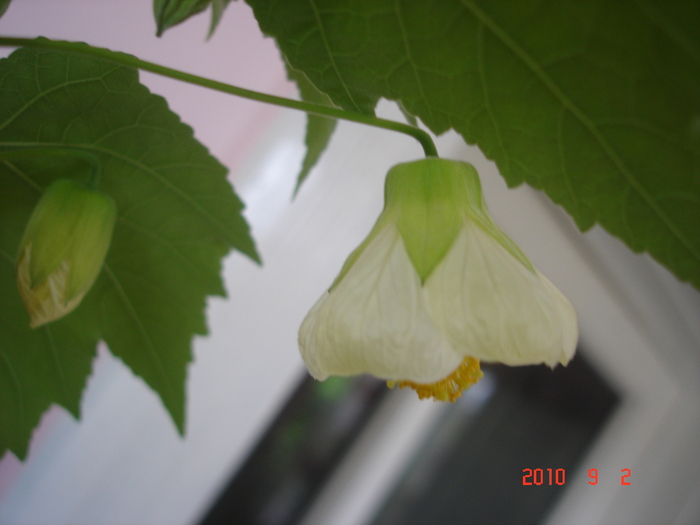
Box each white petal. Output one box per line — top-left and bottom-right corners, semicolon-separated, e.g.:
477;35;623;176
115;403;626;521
299;224;462;383
426;222;578;367
16;245;84;329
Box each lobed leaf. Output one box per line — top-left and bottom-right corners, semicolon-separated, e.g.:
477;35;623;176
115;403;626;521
0;0;11;18
154;0;234;38
0;42;258;458
246;0;700;290
285;60;338;196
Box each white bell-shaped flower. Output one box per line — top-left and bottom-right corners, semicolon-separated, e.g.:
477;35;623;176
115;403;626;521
299;159;577;401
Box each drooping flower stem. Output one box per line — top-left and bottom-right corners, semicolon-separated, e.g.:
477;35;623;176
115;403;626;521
0;147;102;189
0;37;440;158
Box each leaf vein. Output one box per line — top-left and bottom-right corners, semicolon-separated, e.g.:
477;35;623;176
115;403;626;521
393;0;436;125
0;140;238;243
0;348;24;431
633;0;700;65
0;71;120;136
117;215;219;286
103;264;175;400
460;0;700;263
307;0;364;113
476;22;510;176
556;106;579;219
43;326;70;406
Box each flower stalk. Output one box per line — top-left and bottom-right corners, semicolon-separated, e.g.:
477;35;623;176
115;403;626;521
0;36;439;157
0;147;101;188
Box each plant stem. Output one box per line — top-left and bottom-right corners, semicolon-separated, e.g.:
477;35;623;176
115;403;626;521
0;147;101;188
0;37;439;157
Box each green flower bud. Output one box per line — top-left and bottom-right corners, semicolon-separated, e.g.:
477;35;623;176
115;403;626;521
16;179;116;328
299;159;578;401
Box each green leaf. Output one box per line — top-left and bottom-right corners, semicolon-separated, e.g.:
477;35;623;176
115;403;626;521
154;0;234;38
0;249;97;460
209;0;235;39
246;0;700;290
0;43;258;458
284;61;338;196
397;100;418;128
0;0;12;18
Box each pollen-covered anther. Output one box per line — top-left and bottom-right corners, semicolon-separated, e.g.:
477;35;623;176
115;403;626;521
387;357;483;402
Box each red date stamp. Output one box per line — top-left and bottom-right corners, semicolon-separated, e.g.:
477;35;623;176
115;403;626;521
522;468;632;485
587;468;632;485
522;468;566;485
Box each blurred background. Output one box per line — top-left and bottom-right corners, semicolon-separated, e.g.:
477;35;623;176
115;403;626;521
1;1;699;524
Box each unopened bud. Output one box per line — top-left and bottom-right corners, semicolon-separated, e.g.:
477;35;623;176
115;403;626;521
16;179;116;328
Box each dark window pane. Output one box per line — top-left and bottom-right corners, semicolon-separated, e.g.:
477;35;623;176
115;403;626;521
200;374;387;525
200;351;617;525
371;352;619;525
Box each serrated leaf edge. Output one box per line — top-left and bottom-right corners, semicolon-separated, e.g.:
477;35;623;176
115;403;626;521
459;0;700;266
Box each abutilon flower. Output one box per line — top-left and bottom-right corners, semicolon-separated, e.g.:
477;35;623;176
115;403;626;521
299;159;578;401
16;179;117;328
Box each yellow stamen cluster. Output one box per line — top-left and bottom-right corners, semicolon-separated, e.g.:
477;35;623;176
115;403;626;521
387;357;483;402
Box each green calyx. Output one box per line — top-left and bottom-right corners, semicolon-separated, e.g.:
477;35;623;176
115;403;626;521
331;158;535;290
388;158;535;281
387;159;466;283
19;179;117;302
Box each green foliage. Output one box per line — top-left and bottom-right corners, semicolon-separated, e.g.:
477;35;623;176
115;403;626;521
0;43;258;458
284;62;338;196
208;0;235;38
0;0;11;18
3;0;699;462
397;101;418;128
246;0;700;290
154;0;234;38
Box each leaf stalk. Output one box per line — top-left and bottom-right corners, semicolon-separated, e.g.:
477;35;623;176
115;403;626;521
0;146;101;188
